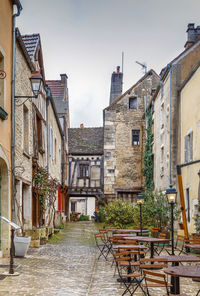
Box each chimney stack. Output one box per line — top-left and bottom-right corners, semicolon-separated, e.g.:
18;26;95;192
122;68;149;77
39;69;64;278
80;123;84;128
185;23;200;49
60;74;68;86
109;66;123;105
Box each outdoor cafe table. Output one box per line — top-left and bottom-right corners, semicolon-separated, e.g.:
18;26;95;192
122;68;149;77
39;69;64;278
113;233;139;237
125;236;170;258
164;265;200;295
114;229;149;236
157;255;200;294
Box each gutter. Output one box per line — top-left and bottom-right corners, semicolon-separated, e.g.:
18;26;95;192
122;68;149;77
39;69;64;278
11;2;22;221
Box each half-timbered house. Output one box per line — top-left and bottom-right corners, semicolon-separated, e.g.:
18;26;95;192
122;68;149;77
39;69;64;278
68;126;103;219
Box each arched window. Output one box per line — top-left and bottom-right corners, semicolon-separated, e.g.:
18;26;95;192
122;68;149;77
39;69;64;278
0;51;5;108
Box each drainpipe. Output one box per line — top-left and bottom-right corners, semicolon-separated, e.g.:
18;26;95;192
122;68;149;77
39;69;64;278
169;65;172;186
11;3;22;221
45;86;50;173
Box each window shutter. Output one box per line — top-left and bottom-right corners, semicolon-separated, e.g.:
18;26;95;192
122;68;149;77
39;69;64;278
52;130;55;160
184;135;188;163
189;131;193;161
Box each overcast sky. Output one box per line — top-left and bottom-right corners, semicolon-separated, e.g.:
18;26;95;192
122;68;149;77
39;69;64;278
17;0;200;127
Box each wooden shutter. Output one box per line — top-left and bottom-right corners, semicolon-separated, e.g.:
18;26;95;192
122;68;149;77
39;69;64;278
189;131;193;161
184;135;188;163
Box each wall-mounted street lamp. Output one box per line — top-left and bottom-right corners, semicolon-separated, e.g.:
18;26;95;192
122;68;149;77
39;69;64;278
137;194;144;235
15;72;43;100
166;185;177;255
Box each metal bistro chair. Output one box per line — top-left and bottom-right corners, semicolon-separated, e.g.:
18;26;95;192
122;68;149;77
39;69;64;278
154;233;169;256
94;232;110;260
114;250;145;296
165;235;186;256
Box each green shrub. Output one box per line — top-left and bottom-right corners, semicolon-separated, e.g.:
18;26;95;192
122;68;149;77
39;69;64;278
78;214;89;221
97;191;181;230
97;200;135;228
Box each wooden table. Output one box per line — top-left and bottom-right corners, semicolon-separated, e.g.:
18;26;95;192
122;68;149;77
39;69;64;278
112;244;147;251
158;255;200;294
185;244;200;250
125;237;170;258
114;229;149;235
164;265;200;294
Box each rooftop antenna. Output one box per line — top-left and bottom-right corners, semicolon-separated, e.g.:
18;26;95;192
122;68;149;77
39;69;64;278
122;52;124;74
135;61;147;74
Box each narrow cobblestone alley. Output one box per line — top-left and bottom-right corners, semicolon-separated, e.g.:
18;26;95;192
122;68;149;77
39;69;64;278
0;222;199;296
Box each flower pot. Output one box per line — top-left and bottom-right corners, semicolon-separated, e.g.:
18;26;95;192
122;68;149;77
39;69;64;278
14;236;31;257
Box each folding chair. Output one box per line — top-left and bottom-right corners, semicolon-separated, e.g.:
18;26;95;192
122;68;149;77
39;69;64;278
142;269;172;296
165;235;186;255
94;232;110;260
114;251;145;295
142;269;189;296
154;233;169;255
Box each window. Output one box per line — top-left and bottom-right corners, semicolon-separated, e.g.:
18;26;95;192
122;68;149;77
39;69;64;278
36;114;42;150
186;188;190;223
184;131;193;163
91;166;100;180
71;202;76;212
161;146;164;163
129;97;137;109
49;126;54;159
79;163;89;178
23;105;29;153
132;130;140;146
0;52;4;108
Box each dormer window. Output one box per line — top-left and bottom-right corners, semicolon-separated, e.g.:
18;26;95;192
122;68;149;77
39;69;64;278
129;96;137;109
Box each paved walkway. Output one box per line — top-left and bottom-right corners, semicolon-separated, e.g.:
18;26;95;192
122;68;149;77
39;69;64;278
0;222;199;295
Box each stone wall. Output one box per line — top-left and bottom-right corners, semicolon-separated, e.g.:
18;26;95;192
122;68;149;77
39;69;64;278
104;71;159;201
15;41;33;230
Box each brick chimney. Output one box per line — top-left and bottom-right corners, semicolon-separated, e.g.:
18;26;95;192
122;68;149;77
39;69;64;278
60;74;68;87
80;123;84;128
185;23;200;49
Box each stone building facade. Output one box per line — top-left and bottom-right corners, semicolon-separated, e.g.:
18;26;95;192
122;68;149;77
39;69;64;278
0;0;22;257
104;70;159;202
153;24;200;193
68;127;103;219
15;28;35;232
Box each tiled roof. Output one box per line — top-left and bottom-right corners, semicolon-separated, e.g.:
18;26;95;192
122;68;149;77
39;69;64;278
68;127;103;155
46;80;65;100
46;80;68;114
22;34;40;61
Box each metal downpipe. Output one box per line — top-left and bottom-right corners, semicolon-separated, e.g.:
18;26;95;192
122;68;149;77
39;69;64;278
11;4;22;221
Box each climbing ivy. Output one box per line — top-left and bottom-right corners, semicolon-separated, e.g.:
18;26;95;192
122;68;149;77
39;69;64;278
143;108;154;192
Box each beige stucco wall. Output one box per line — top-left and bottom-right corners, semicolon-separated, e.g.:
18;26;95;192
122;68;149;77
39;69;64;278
0;0;14;257
180;66;200;234
48;102;62;182
153;74;171;191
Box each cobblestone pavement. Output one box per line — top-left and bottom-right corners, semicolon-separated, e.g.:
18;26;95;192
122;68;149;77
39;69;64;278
0;222;199;295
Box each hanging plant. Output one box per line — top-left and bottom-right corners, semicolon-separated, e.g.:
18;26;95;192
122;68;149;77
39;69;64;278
32;165;59;226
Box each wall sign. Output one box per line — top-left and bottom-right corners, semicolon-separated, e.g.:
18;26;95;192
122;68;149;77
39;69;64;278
0;70;6;79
